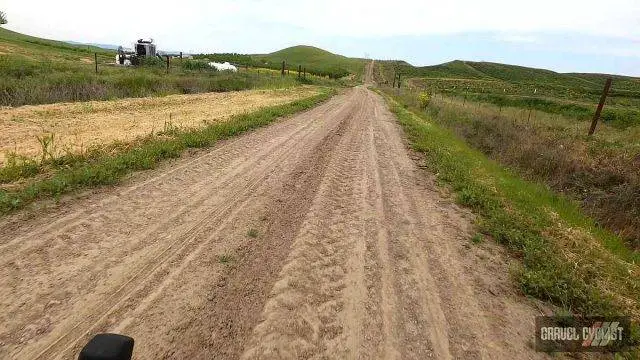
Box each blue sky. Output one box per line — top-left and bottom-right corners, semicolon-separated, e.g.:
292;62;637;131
3;0;639;76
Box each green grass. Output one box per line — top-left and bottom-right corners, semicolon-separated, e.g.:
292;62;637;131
471;233;483;244
247;228;259;238
0;27;112;59
0;52;330;106
0;89;335;215
0;28;342;106
412;91;640;249
461;93;640;129
379;90;640;340
377;58;640;127
0;62;325;106
217;254;235;264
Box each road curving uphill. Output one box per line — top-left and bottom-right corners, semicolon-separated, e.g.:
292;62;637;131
0;84;548;359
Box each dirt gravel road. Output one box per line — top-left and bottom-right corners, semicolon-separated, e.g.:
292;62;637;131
0;72;548;359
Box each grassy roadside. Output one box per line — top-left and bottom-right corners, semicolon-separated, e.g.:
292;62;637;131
377;90;640;353
461;92;640;129
0;55;333;107
420;94;640;250
0;88;335;215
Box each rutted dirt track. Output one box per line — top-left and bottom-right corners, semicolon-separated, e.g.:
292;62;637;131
0;70;548;359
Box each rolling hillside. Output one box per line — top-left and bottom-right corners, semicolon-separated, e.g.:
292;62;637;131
0;27;113;63
3;25;639;103
194;46;367;79
378;57;640;128
252;45;367;79
0;28;322;107
383;58;640;91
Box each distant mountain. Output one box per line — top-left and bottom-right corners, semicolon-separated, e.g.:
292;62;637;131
65;41;120;50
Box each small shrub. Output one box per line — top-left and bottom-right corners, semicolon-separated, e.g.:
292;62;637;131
181;60;214;72
217;254;234;264
471;233;483;244
138;56;165;68
0;153;39;183
418;92;431;109
247;228;259;238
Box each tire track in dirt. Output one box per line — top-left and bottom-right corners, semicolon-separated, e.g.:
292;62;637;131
241;86;549;359
242;88;373;359
160;97;353;360
0;91;357;359
0;95;347;253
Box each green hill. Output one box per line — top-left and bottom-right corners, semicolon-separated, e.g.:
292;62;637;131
386;59;640;128
194;45;367;79
252;45;367;79
0;27;113;63
383;60;491;80
464;61;605;89
568;73;640;92
383;57;639;93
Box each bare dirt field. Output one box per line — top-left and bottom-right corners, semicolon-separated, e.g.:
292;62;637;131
0;78;549;358
0;86;320;165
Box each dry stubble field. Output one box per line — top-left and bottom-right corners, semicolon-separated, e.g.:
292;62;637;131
0;86;320;165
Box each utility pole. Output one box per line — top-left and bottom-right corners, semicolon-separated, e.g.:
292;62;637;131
588;78;613;136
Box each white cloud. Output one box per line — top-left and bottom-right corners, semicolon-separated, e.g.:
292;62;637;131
495;34;539;44
247;0;639;39
2;0;639;52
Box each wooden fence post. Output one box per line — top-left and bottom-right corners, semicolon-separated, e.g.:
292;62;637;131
397;74;401;88
281;61;285;77
303;67;306;79
588;78;613;136
166;56;170;73
392;72;396;88
94;53;98;74
298;65;301;79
